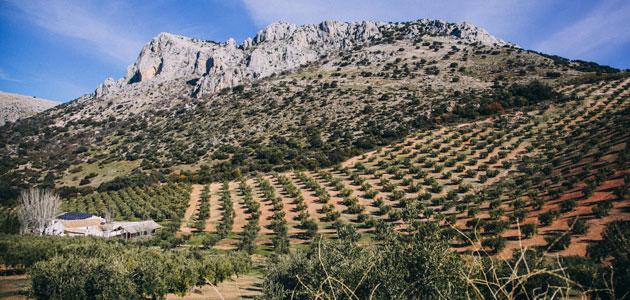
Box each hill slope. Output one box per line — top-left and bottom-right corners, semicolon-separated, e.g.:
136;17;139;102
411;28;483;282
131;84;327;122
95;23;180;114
0;91;58;126
0;19;622;204
62;78;630;257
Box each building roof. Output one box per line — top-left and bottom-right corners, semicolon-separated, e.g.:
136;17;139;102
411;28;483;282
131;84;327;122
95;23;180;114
59;217;104;229
57;212;93;220
65;228;86;234
99;223;123;231
113;220;162;234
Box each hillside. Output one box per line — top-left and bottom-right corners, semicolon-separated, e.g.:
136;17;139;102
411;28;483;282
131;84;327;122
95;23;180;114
0;91;58;126
61;77;630;257
1;17;630;300
0;19;620;205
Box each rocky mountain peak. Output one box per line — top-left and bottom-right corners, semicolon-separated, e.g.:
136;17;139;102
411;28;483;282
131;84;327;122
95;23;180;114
91;19;512;100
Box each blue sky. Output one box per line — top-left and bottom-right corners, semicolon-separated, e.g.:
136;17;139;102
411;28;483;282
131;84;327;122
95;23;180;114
1;0;629;102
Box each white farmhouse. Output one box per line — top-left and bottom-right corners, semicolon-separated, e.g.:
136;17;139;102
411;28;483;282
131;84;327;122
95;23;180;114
45;212;162;239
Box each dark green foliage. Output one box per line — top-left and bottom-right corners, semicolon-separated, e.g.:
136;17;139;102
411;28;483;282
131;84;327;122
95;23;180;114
237;180;259;253
260;222;467;299
483;220;510;235
216;182;235;239
544;233;571;251
560;199;577;212
334;221;360;243
587;221;630;298
0;235;250;299
64;183;190;223
481;236;507;254
0;208;20;234
300;219;318;239
194;186;211;231
538;210;558;226
521;223;537;238
569;217;589;235
593;201;613;218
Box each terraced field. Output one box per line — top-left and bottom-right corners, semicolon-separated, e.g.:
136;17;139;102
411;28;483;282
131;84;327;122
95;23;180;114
176;78;628;256
55;78;630;258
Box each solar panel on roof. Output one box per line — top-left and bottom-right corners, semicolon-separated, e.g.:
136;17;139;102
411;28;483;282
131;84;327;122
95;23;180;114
57;212;93;220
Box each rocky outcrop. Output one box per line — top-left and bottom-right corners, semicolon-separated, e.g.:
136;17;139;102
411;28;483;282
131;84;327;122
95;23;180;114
92;19;512;99
0;91;59;126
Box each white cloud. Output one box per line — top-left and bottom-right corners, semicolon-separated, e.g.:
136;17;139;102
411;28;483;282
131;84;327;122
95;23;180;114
535;0;630;61
0;68;21;82
6;0;144;65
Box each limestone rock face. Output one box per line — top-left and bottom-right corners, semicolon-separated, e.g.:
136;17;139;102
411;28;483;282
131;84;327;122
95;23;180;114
92;19;512;99
0;91;59;126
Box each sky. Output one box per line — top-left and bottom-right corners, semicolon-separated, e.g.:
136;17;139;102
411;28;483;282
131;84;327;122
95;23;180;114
0;0;629;102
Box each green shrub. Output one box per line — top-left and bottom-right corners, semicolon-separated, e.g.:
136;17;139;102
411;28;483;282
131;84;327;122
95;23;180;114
544;233;571;251
260;223;466;299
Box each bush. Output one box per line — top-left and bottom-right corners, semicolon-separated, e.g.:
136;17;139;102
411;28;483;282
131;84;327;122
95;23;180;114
31;254;136;300
538;210;558;226
586;220;630;297
560;199;577;212
301;219;318;239
0;235;250;299
260;222;467;299
481;236;507;254
544;233;571;251
592;201;613;218
569;217;589;235
521;223;537;238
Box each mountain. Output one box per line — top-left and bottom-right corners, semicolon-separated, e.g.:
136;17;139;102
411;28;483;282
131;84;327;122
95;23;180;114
0;18;622;203
2;17;630;300
92;19;510;101
0;91;59;126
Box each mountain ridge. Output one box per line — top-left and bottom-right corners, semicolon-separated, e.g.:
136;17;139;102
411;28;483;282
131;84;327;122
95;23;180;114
0;16;623;204
0;91;59;126
92;19;511;100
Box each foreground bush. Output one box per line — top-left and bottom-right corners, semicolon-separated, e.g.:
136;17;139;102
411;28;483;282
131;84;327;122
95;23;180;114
0;234;250;300
261;222;467;299
260;221;623;300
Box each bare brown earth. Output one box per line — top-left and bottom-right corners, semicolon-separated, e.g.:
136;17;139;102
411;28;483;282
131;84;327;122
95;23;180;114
205;182;222;232
0;271;263;300
0;274;28;300
187;79;629;260
179;184;203;234
165;274;262;300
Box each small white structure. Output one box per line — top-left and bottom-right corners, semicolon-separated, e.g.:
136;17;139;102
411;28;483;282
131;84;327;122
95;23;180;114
45;212;161;240
113;220;163;240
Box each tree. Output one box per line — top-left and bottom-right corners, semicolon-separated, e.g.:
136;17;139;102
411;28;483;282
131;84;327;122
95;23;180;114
301;219;318;239
202;234;219;249
612;185;628;200
481;236;507;254
17;188;60;235
593;201;612;218
560;199;577;212
521;223;537;238
586;220;630;298
260;222;467;299
545;233;571;251
538;210;558;226
569;217;589;235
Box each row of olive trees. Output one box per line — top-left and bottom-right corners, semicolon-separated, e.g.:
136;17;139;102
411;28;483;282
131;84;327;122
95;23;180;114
259;219;629;300
258;175;290;254
202;182;235;248
276;173;318;239
237;179;260;253
0;235;250;300
194;185;211;231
